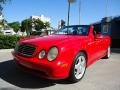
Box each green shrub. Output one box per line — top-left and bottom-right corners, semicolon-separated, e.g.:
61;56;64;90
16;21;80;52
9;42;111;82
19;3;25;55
0;34;25;49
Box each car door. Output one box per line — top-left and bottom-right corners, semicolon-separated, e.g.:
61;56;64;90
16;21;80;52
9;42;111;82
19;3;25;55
86;37;101;66
94;36;104;58
96;36;109;58
86;29;102;66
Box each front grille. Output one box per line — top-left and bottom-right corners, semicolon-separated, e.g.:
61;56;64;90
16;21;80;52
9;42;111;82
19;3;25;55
15;44;36;56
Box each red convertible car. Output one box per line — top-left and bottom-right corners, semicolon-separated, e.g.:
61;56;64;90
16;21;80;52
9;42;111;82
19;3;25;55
12;25;111;82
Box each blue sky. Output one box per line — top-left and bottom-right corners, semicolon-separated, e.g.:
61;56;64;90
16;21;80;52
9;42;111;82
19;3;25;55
3;0;120;28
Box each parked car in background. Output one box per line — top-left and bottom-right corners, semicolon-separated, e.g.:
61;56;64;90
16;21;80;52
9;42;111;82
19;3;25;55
12;25;111;82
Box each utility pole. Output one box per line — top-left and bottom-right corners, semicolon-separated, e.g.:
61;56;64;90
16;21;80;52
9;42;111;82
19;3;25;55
67;0;76;26
67;2;70;26
78;0;81;25
105;0;109;17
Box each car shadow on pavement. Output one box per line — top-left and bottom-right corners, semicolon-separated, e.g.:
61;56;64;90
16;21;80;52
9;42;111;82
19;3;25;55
0;60;56;89
0;60;73;89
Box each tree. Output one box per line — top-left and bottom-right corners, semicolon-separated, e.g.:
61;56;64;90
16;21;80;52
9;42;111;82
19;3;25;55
21;19;32;36
44;22;50;29
61;20;66;28
8;22;20;33
0;19;8;30
58;19;66;29
68;0;76;3
0;0;11;30
33;19;44;31
0;0;11;13
0;19;5;27
21;18;51;35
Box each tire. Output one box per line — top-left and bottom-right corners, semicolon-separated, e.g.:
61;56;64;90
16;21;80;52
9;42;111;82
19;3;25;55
69;52;86;83
103;46;111;59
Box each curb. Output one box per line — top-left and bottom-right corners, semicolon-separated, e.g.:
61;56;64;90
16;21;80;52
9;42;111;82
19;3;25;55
0;49;13;52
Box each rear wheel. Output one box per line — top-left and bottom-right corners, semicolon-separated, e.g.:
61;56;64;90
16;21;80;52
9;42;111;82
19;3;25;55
69;52;86;83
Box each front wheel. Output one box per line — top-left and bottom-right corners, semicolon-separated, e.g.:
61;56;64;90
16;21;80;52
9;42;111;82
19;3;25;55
69;52;86;83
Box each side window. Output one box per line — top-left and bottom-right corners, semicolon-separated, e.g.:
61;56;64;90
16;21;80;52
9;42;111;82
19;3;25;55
77;27;87;35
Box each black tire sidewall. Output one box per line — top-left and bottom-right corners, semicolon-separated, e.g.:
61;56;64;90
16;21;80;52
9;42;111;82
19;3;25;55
69;52;86;83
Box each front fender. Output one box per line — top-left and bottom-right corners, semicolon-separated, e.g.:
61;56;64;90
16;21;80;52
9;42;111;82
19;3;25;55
58;45;85;75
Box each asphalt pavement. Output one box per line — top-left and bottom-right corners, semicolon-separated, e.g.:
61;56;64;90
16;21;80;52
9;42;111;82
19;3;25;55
0;49;120;90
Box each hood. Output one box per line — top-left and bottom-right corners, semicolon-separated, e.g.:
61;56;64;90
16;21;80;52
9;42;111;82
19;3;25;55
20;35;88;48
20;35;69;47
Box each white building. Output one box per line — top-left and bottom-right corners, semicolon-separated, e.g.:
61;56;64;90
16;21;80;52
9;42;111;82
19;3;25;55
0;13;16;35
30;15;51;23
17;30;27;36
1;29;16;35
29;15;51;32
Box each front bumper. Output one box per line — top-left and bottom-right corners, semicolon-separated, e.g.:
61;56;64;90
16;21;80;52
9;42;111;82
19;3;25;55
12;51;69;80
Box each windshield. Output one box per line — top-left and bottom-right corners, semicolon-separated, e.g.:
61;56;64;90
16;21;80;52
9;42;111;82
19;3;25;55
54;25;89;35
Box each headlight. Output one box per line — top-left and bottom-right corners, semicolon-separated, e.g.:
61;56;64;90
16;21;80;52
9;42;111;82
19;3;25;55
47;47;58;61
38;50;46;59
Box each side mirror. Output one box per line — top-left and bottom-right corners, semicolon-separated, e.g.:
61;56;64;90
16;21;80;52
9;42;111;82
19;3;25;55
95;34;104;39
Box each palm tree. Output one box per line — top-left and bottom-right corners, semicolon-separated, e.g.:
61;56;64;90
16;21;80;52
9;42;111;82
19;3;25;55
21;19;32;36
67;0;76;26
44;22;50;29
